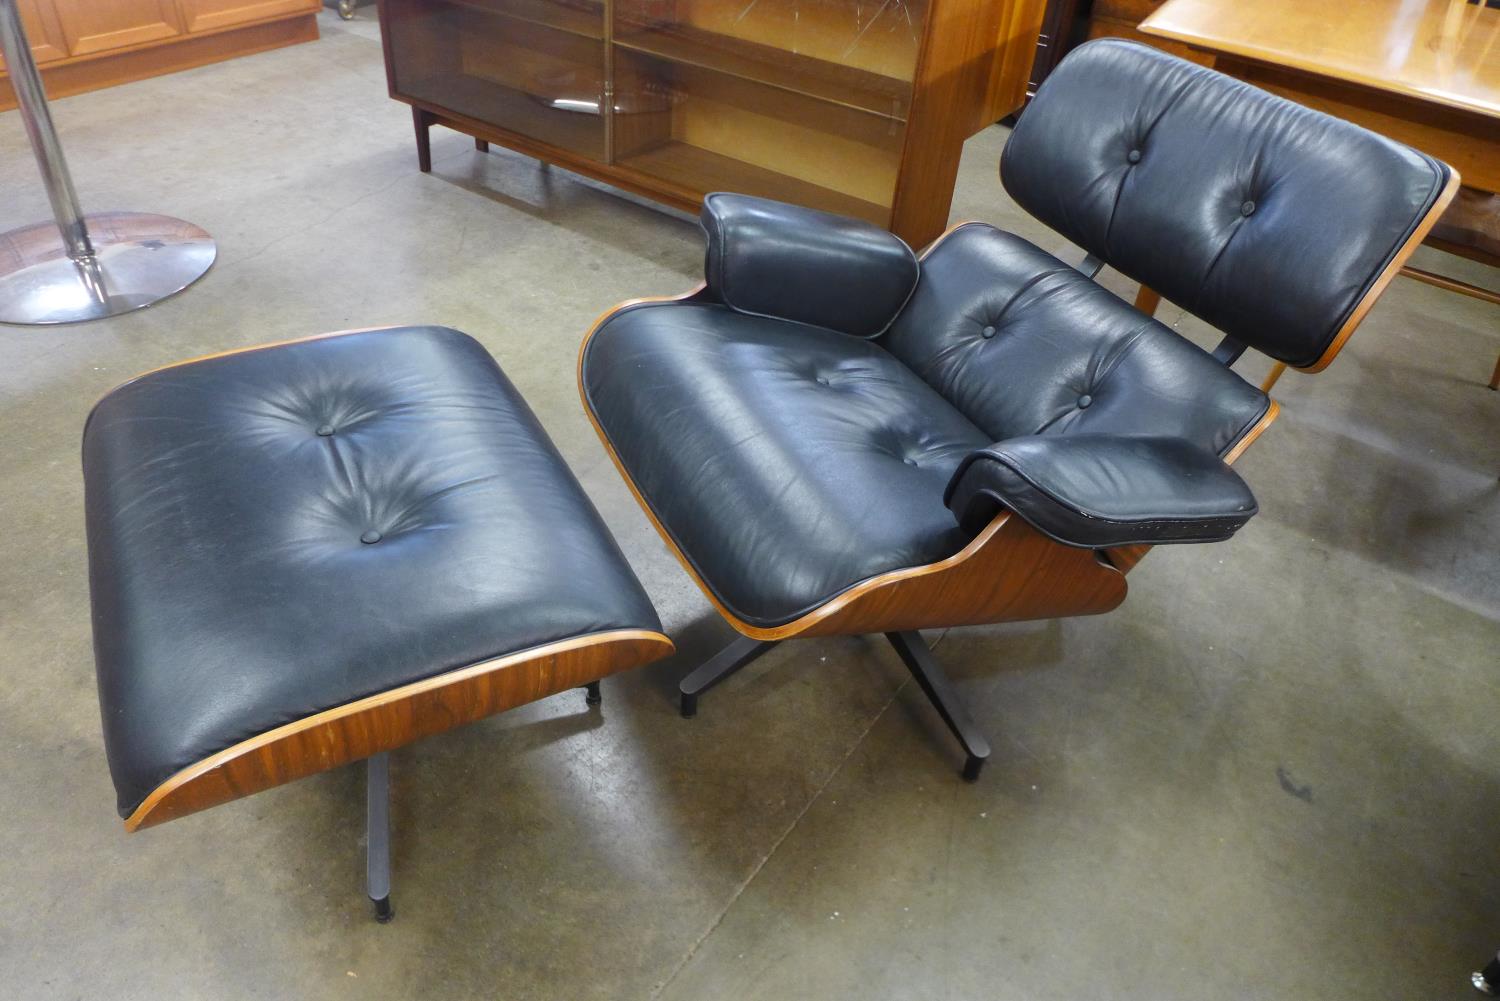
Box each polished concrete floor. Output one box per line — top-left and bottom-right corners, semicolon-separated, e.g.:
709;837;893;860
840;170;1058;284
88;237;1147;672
2;12;1497;1000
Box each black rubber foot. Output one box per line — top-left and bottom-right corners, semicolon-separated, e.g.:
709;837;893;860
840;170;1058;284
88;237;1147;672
372;896;394;923
680;692;698;718
962;755;987;783
584;681;602;706
1474;954;1500;995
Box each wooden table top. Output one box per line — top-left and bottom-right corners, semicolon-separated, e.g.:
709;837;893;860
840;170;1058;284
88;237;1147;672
1140;0;1500;120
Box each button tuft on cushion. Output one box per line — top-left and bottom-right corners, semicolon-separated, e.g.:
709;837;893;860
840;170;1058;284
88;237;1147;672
1240;200;1256;217
1077;394;1093;409
981;325;996;339
360;529;383;544
1127;149;1142;164
315;424;335;437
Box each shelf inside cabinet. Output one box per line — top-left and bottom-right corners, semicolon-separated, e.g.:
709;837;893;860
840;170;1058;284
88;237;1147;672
409;73;606;159
613;21;911;120
446;0;603;39
618;142;889;225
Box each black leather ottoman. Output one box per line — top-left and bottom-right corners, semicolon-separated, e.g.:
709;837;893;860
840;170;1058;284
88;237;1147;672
83;325;673;919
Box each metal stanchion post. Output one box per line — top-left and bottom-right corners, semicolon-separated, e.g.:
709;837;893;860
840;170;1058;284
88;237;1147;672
0;0;216;325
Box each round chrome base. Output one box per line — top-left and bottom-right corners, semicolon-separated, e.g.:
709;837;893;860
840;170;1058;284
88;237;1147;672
0;212;215;325
1476;971;1497;996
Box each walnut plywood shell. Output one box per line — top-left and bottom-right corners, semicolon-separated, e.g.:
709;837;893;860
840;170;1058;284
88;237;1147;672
1300;170;1461;373
125;630;675;832
725;513;1130;640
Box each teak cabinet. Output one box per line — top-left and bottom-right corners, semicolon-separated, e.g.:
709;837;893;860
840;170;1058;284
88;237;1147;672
0;0;321;112
379;0;1046;246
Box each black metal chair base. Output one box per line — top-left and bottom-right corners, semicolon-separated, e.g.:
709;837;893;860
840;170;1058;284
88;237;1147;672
675;631;990;780
885;631;992;781
678;636;779;718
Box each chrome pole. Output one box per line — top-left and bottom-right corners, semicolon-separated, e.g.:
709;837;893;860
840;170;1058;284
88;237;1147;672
1;0;92;262
0;0;216;325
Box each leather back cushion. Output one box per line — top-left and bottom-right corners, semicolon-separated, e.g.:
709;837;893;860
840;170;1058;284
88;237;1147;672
882;225;1269;456
1002;39;1450;367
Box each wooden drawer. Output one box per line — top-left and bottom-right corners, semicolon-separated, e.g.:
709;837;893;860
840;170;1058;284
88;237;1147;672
1091;0;1162;24
179;0;321;34
0;0;68;67
49;0;184;57
1087;15;1214;66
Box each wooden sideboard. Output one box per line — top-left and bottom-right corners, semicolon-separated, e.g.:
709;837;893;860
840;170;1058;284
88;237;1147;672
0;0;322;112
379;0;1047;247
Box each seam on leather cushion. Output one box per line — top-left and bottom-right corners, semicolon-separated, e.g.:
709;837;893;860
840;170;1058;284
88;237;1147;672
982;446;1253;526
970;484;1251;548
1217;395;1272;458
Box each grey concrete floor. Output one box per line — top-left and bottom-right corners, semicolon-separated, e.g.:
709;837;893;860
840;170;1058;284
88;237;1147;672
1;11;1497;1000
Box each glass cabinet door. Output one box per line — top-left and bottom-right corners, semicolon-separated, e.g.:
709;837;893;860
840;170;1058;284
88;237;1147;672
385;0;608;161
607;0;925;223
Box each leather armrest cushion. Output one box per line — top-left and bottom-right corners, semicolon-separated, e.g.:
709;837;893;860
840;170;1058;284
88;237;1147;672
944;434;1258;548
701;192;918;338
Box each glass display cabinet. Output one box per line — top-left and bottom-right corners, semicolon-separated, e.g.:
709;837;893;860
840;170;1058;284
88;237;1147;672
378;0;1045;245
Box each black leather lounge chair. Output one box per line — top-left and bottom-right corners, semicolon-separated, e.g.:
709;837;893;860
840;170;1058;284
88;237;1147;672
579;40;1458;780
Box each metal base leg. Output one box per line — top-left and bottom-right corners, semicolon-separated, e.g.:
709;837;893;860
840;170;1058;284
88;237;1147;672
679;637;778;718
584;680;602;706
1473;951;1500;995
885;632;992;781
366;753;394;923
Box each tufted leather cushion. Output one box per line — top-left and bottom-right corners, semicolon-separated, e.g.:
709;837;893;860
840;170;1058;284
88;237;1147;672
945;434;1258;547
701;192;919;338
1003;39;1450;367
85;326;662;817
583;302;989;626
882;224;1271;455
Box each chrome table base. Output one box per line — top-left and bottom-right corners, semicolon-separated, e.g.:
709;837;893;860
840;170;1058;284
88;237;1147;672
0;213;215;325
0;0;214;327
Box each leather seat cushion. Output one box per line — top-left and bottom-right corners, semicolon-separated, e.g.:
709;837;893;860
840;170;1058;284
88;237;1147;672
583;302;991;627
84;326;662;817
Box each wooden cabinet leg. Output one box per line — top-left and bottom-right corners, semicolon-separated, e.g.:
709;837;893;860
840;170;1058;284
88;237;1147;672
1134;285;1161;315
475;138;489;153
1489;352;1499;391
412;108;432;173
